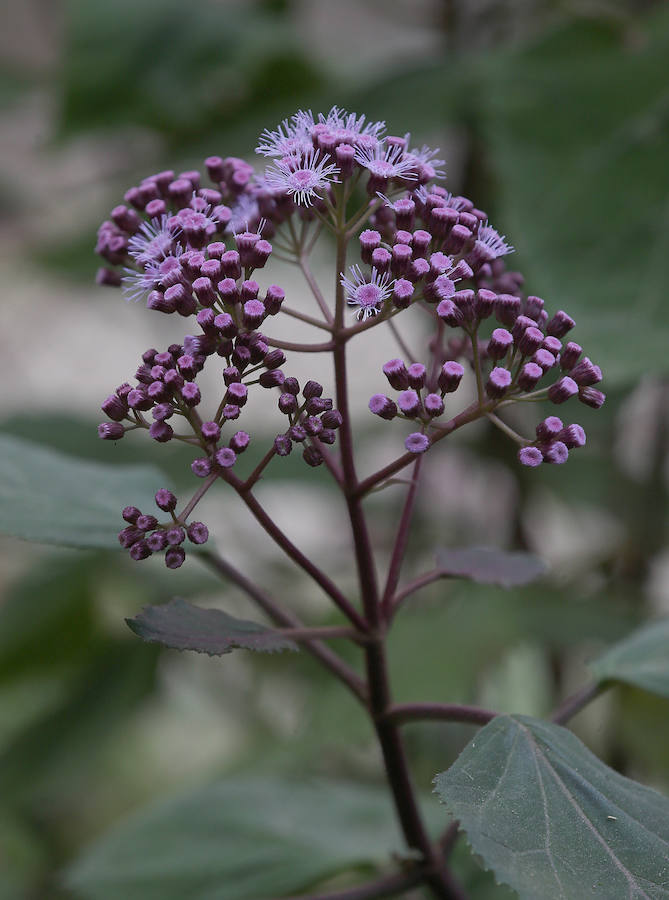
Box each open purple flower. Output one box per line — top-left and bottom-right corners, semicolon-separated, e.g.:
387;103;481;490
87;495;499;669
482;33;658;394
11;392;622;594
264;150;340;207
341;265;394;321
354;142;417;182
255;112;314;158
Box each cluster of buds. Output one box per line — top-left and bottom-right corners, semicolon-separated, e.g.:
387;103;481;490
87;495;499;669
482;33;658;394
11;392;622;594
95;105;605;565
119;490;208;569
350;184;603;466
273;379;343;466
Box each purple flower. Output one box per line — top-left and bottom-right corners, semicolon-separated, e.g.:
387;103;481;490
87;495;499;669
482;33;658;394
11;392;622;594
317;106;385;145
341;265;394;321
354;142;416;182
122;254;184;303
127;215;181;265
404;141;446;181
255;112;314;158
264;150;340;207
470;221;514;265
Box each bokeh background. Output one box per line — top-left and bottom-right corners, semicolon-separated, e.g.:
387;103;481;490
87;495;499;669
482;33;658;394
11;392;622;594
1;0;669;897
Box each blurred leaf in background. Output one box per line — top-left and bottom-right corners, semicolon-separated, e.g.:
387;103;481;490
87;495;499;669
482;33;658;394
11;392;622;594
1;1;669;898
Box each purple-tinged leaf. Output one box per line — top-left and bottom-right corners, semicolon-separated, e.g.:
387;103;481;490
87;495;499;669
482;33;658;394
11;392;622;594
127;598;298;656
435;547;547;588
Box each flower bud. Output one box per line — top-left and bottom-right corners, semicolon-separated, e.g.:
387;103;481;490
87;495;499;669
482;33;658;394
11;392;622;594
382;358;409;391
369;394;397;420
155;489;177;512
486;367;512;399
405;432;430;454
548;376;578;404
438;361;464;393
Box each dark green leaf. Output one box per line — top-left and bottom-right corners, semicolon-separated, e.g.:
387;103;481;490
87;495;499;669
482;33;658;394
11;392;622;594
64;777;409;900
0;552;99;680
434;714;669;899
0;641;159;805
60;0;324;146
476;8;669;380
0;433;170;549
591;619;669;699
127;598;298;656
435;547;547;587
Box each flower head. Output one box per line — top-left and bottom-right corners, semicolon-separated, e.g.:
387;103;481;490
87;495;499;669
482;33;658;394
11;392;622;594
405;140;446;181
317;106;385;145
341;265;394;320
122;253;184;303
128;215;181;265
255;112;314;158
354;142;417;182
264;150;340;207
472;221;514;263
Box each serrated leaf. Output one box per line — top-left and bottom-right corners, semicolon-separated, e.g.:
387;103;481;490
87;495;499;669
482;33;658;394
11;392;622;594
127;598;298;656
64;777;409;900
0;433;169;549
591;619;669;699
435;547;547;587
434;714;669;899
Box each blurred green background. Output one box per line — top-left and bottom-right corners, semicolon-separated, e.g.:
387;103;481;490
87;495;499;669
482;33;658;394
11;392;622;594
1;0;669;897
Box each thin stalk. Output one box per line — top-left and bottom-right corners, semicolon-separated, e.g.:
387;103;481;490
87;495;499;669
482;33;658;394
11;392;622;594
281;305;333;332
178;472;218;521
344;197;384;239
438;822;460;859
312;436;345;487
381;456;424;620
200;550;367;705
469;326;485;408
242;446;276;491
383;703;497;727
222;469;368;632
299;253;335;325
391;568;444;614
551;682;605;725
496;387;549;407
341;304;404;341
266;337;336;353
486;412;529;445
355;401;485;497
386;316;416;362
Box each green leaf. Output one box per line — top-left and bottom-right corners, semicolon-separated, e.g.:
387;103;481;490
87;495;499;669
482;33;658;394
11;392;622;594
434;714;669;899
476;8;669;381
64;777;409;900
0;433;170;549
0;640;159;805
127;598;298;656
435;547;547;587
591;619;669;699
60;0;324;146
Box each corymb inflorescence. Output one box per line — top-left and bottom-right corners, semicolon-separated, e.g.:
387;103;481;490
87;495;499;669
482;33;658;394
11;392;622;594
95;105;604;567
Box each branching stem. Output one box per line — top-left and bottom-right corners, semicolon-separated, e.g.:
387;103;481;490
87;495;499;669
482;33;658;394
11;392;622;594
200;550;367;704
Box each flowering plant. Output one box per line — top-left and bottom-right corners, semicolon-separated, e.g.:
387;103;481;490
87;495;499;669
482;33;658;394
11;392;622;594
86;106;669;900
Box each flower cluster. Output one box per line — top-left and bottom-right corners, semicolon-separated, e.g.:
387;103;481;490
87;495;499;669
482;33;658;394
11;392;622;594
354;185;603;466
118;490;209;569
95;104;605;568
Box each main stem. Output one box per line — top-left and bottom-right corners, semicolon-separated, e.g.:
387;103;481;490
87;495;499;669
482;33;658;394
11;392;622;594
332;219;461;899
